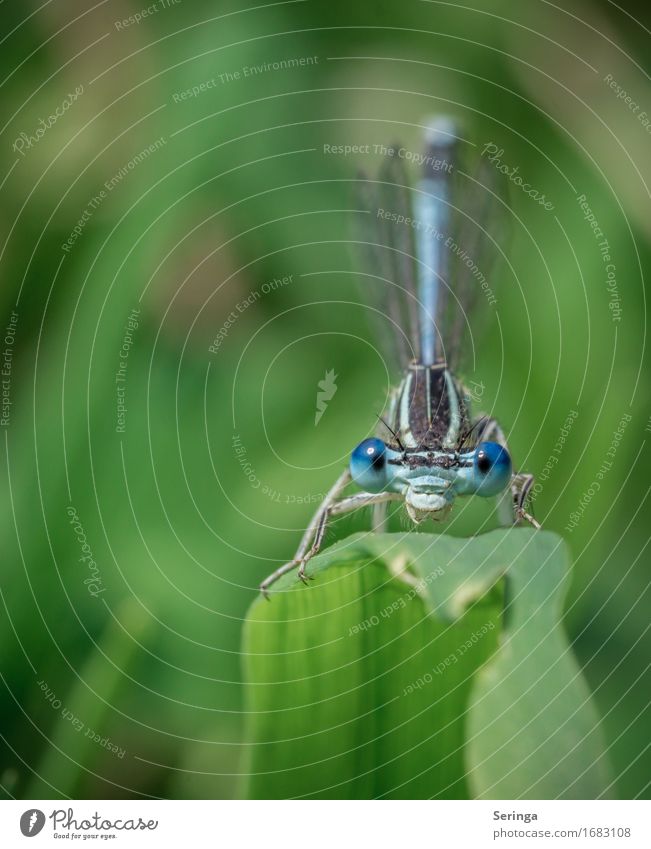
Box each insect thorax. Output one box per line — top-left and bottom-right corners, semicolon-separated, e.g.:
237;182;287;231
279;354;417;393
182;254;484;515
383;362;471;451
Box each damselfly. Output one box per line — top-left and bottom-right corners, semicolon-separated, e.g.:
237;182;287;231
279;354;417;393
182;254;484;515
260;118;539;597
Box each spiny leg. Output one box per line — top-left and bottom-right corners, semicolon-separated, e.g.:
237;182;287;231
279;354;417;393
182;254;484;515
258;558;303;599
259;469;351;598
474;415;541;529
512;472;540;529
296;491;403;582
260;489;402;596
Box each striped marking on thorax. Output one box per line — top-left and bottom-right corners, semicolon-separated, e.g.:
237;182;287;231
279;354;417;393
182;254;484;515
390;362;468;450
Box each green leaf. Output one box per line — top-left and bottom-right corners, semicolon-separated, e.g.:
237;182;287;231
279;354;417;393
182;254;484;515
466;533;614;799
242;529;612;799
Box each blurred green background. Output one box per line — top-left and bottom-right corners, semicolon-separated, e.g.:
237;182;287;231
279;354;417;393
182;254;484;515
0;0;649;799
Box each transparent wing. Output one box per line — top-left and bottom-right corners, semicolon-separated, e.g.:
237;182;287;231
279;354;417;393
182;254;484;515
352;139;509;375
351;154;421;372
437;156;510;372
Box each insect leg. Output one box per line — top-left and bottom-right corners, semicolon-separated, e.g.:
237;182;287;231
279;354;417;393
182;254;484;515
297;491;403;582
512;472;541;529
259;469;351;598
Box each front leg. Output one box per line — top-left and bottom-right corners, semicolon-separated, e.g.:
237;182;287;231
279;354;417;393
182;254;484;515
259;469;351;598
296;490;402;582
475;416;540;529
259;472;400;597
511;472;541;529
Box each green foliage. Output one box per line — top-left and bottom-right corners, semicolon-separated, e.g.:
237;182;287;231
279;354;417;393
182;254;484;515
25;598;153;799
244;530;612;799
0;0;648;800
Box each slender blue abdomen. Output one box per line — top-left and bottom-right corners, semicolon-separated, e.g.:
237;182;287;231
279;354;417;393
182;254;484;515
414;118;457;365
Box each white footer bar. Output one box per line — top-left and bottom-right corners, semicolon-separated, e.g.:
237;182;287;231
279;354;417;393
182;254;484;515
0;799;649;848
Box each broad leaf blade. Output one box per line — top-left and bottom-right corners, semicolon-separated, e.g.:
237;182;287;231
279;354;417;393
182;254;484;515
466;532;614;799
243;529;612;799
244;560;500;799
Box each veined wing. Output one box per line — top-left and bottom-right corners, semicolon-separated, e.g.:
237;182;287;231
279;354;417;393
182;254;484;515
352;121;510;377
437;154;510;372
412;119;510;372
351;153;421;373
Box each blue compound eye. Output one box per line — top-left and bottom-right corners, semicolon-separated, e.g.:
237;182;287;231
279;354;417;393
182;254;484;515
350;438;387;492
473;442;512;496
